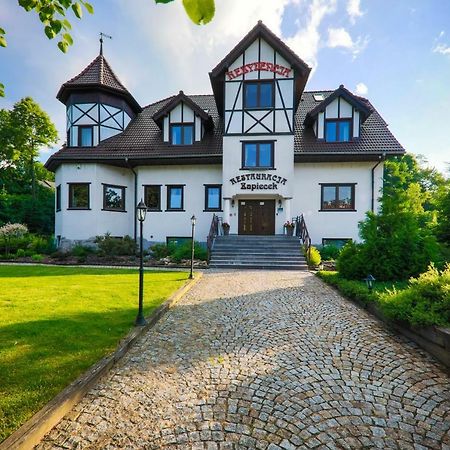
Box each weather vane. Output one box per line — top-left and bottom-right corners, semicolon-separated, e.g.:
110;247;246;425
99;32;112;55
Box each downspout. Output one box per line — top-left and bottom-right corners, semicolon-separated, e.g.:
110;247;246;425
125;158;138;242
371;153;385;212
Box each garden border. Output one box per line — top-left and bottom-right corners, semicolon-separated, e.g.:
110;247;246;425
315;273;450;369
0;272;203;450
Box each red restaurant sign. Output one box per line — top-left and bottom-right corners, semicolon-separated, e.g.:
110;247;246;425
226;61;291;80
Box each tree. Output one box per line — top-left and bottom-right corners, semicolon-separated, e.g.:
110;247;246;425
0;98;57;234
0;0;215;96
4;97;58;198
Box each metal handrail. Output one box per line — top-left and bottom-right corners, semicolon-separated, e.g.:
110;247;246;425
294;214;311;261
206;214;219;263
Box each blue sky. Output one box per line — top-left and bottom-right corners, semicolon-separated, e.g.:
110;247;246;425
1;0;449;173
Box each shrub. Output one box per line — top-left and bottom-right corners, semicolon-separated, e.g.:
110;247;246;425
71;244;95;258
150;243;172;259
16;249;26;258
317;271;375;305
319;245;341;261
0;223;28;255
336;212;440;281
31;254;44;262
95;233;137;256
171;241;207;263
377;264;450;327
305;246;321;267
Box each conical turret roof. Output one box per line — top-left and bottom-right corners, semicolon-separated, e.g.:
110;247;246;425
57;54;141;113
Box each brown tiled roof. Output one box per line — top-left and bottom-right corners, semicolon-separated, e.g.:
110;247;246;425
152;91;212;127
45;90;405;171
304;85;373;125
56;55;142;113
46;94;222;171
295;91;405;158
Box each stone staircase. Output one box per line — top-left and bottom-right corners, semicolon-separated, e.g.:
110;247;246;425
209;235;308;270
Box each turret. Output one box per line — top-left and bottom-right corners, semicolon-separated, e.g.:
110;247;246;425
56;47;141;147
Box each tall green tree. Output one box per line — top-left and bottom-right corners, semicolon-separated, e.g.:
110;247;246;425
3;97;58;198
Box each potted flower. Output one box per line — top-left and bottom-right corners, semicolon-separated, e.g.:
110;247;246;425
284;221;295;236
222;222;230;236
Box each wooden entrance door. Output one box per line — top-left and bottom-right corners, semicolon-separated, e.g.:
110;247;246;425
238;200;275;235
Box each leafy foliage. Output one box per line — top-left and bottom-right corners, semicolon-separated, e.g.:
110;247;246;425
155;0;215;24
94;233;137;256
0;98;57;234
318;245;341;261
305;245;321;267
337;212;440;281
150;241;207;262
377;264;450;327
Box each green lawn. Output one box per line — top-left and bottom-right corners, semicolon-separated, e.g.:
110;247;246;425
0;265;189;442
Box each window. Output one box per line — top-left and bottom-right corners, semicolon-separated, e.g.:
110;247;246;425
78;126;93;147
103;184;126;211
325;120;351;142
144;185;161;211
313;93;325;102
204;185;222;211
166;185;184;211
56;185;61;211
68;183;90;209
170;124;194;145
320;184;355;211
322;238;352;248
244;81;274;109
242;142;274;169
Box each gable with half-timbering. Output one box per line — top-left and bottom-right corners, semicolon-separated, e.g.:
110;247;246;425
224;37;294;135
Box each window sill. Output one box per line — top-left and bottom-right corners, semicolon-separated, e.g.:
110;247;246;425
146;209;162;212
240;167;276;171
204;209;223;212
319;209;357;212
165;209;185;212
244;107;275;111
67;207;91;210
56;209;61;212
101;208;127;213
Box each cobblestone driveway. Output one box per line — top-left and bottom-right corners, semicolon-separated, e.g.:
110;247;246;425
39;271;450;450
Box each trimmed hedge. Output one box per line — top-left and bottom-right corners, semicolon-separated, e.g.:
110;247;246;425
317;267;450;328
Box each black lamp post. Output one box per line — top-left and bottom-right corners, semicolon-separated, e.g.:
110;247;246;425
189;215;196;279
135;199;147;326
364;274;376;293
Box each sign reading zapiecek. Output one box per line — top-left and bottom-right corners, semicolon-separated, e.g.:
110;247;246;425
226;61;292;80
230;173;288;191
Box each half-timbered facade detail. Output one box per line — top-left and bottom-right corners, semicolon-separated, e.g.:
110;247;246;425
46;21;405;249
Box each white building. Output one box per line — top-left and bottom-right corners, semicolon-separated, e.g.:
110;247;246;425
46;21;405;251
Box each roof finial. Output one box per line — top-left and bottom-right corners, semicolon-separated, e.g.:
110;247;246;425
99;32;112;56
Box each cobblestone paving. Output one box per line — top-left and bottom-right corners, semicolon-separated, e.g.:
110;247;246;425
39;271;450;449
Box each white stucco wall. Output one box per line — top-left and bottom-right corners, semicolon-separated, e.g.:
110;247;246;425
137;164;222;243
55;163;135;241
292;161;384;244
55;163;223;244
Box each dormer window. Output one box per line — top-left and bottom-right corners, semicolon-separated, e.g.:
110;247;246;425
78;126;93;147
244;81;274;109
325;119;351;142
171;124;194;145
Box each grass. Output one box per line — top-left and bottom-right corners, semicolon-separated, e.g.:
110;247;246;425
0;265;189;442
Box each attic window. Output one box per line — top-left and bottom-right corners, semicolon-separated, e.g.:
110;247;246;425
313;93;324;102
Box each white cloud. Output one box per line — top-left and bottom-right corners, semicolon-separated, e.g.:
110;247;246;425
347;0;364;23
327;27;369;58
355;82;368;95
286;0;337;72
433;43;450;56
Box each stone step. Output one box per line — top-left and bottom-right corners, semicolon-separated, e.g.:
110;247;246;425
211;255;306;261
209;262;308;270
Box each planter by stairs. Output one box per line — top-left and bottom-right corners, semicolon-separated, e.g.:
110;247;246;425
209;235;307;270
